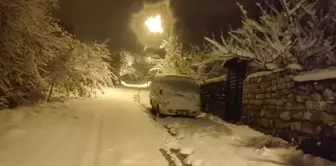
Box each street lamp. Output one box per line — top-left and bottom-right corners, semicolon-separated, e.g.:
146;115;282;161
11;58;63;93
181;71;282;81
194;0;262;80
145;15;163;33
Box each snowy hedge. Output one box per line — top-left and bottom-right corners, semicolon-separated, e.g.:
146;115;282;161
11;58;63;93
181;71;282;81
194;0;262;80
0;0;116;108
205;0;336;71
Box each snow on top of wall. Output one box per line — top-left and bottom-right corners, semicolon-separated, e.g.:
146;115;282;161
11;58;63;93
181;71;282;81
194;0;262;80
294;67;336;82
155;73;191;78
265;63;279;70
245;63;303;81
245;71;272;80
200;75;227;85
287;63;303;71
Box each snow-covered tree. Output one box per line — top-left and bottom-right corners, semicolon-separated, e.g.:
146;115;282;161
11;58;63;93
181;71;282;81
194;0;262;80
205;0;336;71
0;0;116;108
46;41;114;99
119;51;136;77
150;37;224;81
0;0;64;107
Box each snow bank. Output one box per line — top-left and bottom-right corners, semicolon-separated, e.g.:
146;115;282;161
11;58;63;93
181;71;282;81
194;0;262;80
137;86;336;166
294;67;336;82
121;81;151;88
141;90;336;166
0;103;61;129
157;115;336;166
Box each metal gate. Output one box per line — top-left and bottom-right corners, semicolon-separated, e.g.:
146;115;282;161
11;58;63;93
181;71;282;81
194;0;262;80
200;80;226;118
224;58;247;123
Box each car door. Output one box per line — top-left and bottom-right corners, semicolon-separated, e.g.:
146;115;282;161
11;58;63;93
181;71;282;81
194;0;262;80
156;80;165;105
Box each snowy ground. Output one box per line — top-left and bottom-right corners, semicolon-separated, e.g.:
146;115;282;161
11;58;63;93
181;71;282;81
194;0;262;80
0;88;167;166
0;87;335;166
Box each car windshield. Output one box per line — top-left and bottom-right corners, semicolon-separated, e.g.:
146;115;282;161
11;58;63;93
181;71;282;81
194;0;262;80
161;77;199;92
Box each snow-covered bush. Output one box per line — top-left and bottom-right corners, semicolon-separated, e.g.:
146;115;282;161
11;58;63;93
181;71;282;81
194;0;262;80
46;41;114;99
119;51;136;77
0;0;115;108
119;51;152;81
150;37;223;80
205;0;336;71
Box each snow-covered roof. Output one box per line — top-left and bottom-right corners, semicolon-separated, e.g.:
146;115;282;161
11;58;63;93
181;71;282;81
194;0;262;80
294;67;336;82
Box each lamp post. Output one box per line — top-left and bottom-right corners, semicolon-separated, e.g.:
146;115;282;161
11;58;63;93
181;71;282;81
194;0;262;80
144;15;163;34
144;14;167;58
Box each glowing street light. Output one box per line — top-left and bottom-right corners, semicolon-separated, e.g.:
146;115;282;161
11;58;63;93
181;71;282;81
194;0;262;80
145;15;163;33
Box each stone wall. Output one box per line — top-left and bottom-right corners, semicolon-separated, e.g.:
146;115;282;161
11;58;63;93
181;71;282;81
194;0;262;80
242;69;336;142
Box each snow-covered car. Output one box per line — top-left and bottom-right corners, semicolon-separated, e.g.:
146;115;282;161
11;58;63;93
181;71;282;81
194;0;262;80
149;74;201;116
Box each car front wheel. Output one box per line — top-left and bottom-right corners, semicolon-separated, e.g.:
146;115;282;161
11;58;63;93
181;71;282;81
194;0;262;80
156;104;166;118
150;99;157;114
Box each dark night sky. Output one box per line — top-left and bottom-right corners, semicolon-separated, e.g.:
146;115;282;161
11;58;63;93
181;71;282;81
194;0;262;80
56;0;266;53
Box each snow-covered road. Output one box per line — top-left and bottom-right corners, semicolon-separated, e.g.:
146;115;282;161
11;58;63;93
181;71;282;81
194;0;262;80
0;87;168;166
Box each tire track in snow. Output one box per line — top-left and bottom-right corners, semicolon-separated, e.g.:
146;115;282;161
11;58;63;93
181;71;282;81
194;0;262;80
79;112;102;166
134;90;178;166
159;122;192;166
170;149;192;166
159;149;176;166
94;120;103;165
159;148;192;166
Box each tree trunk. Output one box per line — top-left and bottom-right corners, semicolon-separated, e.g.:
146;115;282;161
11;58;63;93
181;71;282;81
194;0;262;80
46;82;55;102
